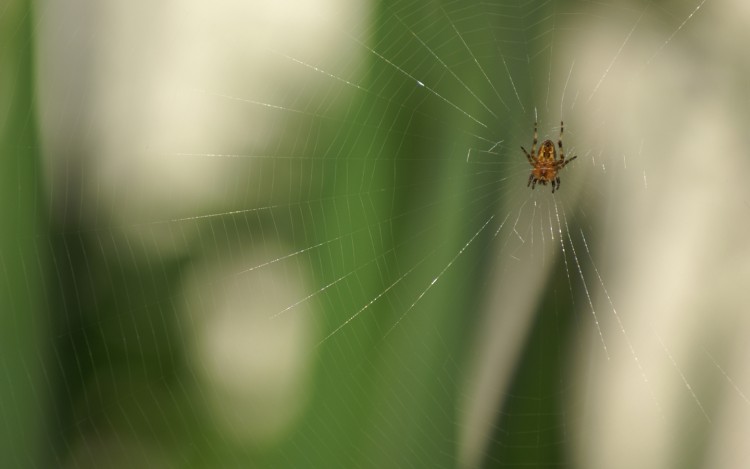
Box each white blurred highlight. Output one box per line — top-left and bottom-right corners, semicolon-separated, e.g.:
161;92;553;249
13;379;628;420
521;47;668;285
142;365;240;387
568;1;750;469
463;1;750;468
182;244;316;447
37;0;366;255
36;0;364;459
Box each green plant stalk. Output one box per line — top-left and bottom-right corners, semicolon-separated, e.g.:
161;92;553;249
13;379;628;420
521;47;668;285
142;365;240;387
0;0;49;467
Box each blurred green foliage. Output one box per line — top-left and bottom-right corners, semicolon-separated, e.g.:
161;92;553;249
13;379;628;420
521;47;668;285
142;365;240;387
1;0;48;467
0;0;578;467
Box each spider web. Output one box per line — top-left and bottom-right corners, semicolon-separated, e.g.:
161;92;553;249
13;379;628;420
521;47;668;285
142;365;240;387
4;0;750;468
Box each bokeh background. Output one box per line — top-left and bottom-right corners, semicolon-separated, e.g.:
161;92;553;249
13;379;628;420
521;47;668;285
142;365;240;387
2;0;750;468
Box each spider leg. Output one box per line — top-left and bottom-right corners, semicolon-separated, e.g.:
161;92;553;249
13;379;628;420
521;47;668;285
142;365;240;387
559;120;564;143
558;120;565;162
559;155;578;168
553;176;560;193
521;146;535;165
527;173;534;188
532;121;538;156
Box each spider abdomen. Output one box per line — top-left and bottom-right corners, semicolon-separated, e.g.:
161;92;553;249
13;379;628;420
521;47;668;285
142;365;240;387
532;166;555;181
539;140;556;162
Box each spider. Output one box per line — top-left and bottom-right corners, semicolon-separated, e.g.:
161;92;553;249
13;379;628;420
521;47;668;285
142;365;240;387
521;121;577;193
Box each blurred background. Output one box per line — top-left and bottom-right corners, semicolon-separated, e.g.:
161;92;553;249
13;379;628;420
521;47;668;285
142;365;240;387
2;0;750;468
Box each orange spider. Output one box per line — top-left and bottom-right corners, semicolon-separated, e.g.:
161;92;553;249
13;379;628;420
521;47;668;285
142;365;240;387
521;121;577;193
